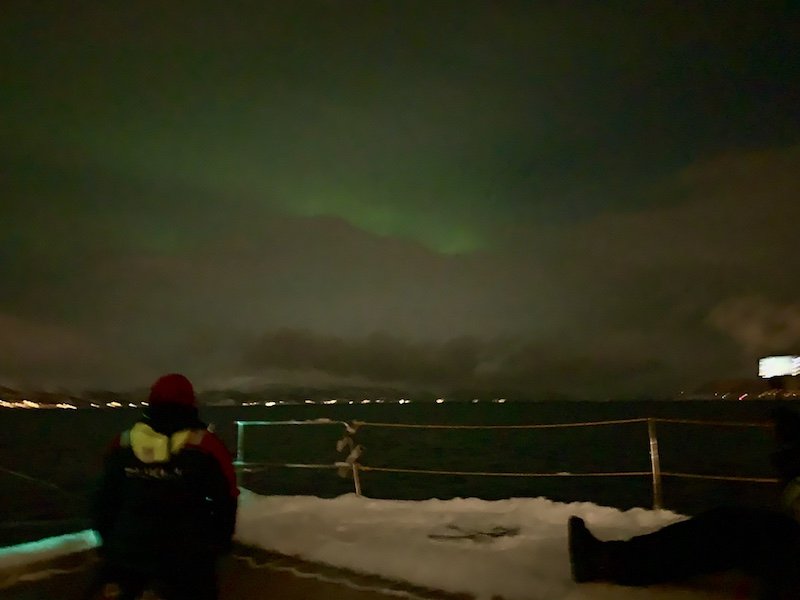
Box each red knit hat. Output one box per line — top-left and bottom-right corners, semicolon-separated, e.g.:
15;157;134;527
148;373;196;407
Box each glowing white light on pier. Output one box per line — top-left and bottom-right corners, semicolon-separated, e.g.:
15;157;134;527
759;355;800;378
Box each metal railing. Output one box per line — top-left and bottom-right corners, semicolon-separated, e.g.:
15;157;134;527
234;419;364;495
233;417;778;509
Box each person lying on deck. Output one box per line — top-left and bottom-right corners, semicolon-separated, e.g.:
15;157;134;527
568;406;800;599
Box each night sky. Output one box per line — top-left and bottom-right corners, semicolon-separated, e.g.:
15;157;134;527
2;1;799;397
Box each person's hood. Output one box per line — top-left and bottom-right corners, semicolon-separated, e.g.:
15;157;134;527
143;402;204;436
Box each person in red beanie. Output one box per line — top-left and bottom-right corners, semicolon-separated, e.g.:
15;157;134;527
87;374;239;600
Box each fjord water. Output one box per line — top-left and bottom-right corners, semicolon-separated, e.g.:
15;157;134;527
0;400;786;546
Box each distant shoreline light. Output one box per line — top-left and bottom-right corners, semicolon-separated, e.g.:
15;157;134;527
3;392;800;409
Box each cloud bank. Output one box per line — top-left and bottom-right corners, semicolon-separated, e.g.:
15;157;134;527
2;144;799;396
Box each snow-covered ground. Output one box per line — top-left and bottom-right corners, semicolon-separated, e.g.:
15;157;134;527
1;491;744;599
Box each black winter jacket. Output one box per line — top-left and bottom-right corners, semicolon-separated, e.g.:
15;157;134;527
91;412;239;570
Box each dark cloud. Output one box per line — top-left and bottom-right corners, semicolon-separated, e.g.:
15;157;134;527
244;330;479;385
242;328;662;399
0;313;111;388
708;297;800;359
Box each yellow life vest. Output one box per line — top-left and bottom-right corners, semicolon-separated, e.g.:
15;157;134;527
121;423;205;464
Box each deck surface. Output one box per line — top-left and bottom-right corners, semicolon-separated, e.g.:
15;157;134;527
0;545;470;600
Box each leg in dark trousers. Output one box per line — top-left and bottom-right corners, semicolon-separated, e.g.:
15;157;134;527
570;507;800;587
152;555;220;600
83;561;149;600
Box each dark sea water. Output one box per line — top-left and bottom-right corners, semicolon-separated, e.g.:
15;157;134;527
0;400;790;547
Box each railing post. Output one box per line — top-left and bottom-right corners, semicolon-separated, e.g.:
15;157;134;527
352;463;362;497
235;421;244;486
647;418;663;509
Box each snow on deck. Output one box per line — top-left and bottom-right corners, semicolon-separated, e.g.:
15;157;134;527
2;492;742;599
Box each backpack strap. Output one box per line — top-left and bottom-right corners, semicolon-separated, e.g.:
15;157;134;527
187;429;207;446
169;428;207;454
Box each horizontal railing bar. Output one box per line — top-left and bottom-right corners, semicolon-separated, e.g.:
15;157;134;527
352;418;649;429
653;418;771;428
235;462;343;472
235;419;350;426
661;472;779;483
235;461;781;483
358;465;652;477
236;461;782;483
0;465;80;497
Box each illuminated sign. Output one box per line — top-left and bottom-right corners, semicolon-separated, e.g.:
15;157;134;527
759;355;800;378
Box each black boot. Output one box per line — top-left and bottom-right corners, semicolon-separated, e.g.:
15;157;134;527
569;516;610;583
